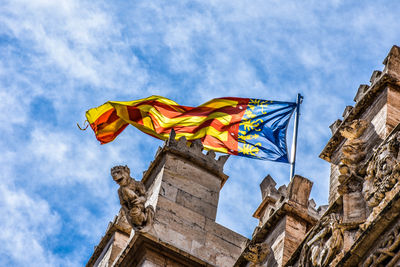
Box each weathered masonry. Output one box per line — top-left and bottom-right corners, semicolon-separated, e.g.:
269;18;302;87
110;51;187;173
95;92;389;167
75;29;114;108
87;45;400;267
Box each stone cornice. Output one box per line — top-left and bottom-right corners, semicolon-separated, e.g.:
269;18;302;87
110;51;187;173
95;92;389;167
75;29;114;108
114;232;214;266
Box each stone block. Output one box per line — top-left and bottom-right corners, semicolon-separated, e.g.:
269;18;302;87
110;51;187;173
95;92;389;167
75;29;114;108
283;215;307;265
205;232;243;257
153;222;193;252
159;180;178;203
163;154;221;192
329;119;342;134
354;85;369;102
260;175;277;199
140;250;166;266
387;86;400;133
162;169;219;206
369;70;382;84
176;189;217;220
287;175;313;207
383;45;400;79
205;218;248;249
342;105;353;118
343;191;366;223
215;252;237;267
155;195;206;231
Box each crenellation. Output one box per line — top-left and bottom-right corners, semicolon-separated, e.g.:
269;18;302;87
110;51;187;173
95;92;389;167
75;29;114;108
383;45;400;80
260;175;279;200
342;105;353;119
370;70;382;85
353;84;369;103
237;175;320;267
329;119;342;134
287;175;313;207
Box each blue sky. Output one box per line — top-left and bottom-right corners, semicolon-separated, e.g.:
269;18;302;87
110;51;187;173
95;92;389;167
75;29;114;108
1;0;400;266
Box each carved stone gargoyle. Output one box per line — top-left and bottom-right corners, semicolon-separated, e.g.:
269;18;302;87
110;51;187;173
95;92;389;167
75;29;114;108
111;165;154;232
338;119;369;184
243;242;270;266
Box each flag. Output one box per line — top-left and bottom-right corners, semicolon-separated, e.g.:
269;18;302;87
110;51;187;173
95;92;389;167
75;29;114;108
85;96;296;162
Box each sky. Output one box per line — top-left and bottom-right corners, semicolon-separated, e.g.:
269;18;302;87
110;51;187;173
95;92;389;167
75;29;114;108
1;0;400;266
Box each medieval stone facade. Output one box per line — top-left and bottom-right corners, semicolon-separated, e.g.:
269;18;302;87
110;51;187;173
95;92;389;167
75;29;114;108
86;45;400;267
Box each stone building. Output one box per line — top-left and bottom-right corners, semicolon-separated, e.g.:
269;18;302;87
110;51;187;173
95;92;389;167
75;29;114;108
86;45;400;267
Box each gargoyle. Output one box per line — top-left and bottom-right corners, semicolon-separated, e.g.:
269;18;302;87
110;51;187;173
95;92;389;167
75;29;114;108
338;119;368;183
111;165;154;232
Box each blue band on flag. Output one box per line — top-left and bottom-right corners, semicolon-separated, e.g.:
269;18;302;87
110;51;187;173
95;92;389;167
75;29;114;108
238;99;296;162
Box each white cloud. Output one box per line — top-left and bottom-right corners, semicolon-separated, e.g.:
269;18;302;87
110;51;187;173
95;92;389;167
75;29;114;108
0;183;64;267
1;0;149;91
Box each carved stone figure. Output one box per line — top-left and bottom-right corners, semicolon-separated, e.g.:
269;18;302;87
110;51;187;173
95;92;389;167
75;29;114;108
242;242;270;266
111;165;154;231
363;223;400;266
300;213;344;267
363;131;400;207
338;119;368;184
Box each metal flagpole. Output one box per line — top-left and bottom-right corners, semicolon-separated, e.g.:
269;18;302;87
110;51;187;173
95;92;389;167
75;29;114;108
289;93;303;181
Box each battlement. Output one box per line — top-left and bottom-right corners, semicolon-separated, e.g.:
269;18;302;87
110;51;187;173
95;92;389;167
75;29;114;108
235;175;326;267
142;129;229;189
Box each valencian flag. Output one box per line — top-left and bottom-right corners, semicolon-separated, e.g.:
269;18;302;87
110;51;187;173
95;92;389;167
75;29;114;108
85;96;296;162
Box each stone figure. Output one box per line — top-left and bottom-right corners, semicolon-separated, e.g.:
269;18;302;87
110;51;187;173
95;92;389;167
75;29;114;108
363;223;400;266
243;242;270;266
364;131;400;207
338;119;368;183
111;165;154;231
300;213;344;267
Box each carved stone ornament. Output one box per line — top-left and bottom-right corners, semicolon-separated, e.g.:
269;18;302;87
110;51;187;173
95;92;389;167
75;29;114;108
298;213;344;267
243;242;270;265
362;223;400;267
363;131;400;207
111;165;154;232
338;119;369;185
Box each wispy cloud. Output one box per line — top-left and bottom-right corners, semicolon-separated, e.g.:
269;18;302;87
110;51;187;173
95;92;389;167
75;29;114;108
1;0;400;265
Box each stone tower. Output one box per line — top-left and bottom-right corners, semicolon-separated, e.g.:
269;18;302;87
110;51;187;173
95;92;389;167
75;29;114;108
86;130;247;266
234;175;325;267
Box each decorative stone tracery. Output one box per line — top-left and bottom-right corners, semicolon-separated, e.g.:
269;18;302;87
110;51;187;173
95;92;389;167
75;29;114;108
363;130;400;208
297;212;344;267
362;223;400;267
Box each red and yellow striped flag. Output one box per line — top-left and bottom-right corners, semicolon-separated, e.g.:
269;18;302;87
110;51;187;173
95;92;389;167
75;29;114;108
85;95;296;162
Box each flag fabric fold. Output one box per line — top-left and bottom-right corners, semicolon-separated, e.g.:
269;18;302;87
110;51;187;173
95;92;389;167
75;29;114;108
85;95;296;162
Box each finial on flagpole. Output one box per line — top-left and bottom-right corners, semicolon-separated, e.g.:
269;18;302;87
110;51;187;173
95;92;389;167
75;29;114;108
290;93;303;181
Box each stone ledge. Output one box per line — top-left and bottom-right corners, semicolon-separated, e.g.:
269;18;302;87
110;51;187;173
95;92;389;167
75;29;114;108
114;232;215;267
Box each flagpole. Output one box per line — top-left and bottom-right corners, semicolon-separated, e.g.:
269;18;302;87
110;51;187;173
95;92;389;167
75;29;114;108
289;93;303;181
